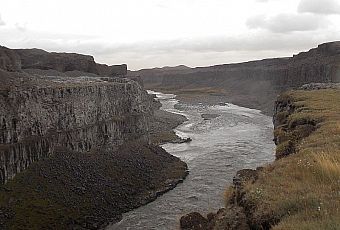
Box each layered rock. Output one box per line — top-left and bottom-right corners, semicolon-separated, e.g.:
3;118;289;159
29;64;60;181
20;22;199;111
0;46;190;228
0;47;127;77
0;70;154;184
15;48;98;73
96;63;128;76
133;41;340;114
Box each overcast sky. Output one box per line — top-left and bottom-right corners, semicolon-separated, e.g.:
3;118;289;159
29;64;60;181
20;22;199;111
0;0;340;70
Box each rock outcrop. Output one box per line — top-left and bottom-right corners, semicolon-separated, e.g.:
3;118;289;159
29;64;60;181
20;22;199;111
180;168;263;230
0;69;154;184
133;41;340;114
15;48;99;74
96;63;128;76
15;48;127;77
0;45;189;228
0;47;127;77
273;93;319;159
0;46;21;72
0;45;180;185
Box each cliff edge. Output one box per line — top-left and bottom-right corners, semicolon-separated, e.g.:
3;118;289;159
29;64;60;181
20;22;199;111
0;46;188;229
180;86;340;229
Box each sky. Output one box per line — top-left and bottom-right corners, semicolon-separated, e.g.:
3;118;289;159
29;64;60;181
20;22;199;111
0;0;340;70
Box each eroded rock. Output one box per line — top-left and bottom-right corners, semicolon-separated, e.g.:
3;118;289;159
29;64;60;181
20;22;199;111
180;212;208;230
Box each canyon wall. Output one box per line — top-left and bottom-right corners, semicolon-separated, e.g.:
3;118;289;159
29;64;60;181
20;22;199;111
0;46;153;184
0;46;21;72
133;41;340;114
14;48;127;76
0;70;153;184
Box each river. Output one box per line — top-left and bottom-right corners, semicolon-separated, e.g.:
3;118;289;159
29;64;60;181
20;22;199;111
108;91;275;230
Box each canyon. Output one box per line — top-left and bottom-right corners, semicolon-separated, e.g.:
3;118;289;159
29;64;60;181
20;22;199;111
0;47;149;184
132;41;340;115
0;46;188;229
180;85;340;229
0;41;339;229
129;42;340;229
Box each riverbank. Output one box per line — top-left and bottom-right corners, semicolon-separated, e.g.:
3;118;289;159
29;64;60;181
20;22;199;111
145;87;275;116
0;86;189;229
180;88;340;229
0;141;188;229
150;109;188;145
109;91;274;229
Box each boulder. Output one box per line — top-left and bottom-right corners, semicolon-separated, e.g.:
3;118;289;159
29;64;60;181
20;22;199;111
180;212;208;230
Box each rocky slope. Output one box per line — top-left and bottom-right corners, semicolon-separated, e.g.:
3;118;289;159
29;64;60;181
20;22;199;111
0;69;155;184
0;46;21;72
132;41;340;115
0;142;188;229
0;46;188;229
180;87;340;229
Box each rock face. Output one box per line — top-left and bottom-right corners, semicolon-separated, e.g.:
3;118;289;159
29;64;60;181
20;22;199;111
180;212;208;230
0;47;128;77
133;41;340;114
0;44;155;186
96;63;128;76
0;70;153;184
0;46;21;72
15;48;99;73
180;169;261;230
0;46;190;229
273;93;318;159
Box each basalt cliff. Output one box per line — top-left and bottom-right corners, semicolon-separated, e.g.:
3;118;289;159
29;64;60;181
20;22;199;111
0;46;188;229
132;41;340;115
0;46;146;184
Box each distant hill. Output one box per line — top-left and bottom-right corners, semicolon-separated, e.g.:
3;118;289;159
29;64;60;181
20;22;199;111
131;41;340;115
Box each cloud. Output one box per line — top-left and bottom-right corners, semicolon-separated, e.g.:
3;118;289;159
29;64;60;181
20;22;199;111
298;0;340;15
92;31;340;69
246;13;327;33
0;19;339;69
15;23;28;32
255;0;280;2
0;14;5;26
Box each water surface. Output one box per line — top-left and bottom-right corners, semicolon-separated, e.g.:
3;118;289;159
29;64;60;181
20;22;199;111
109;91;275;230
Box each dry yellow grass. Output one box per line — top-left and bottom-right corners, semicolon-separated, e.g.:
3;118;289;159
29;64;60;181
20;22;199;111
238;89;340;229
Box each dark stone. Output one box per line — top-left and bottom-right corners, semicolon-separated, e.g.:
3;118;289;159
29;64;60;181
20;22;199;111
211;205;250;230
207;212;216;222
180;212;208;230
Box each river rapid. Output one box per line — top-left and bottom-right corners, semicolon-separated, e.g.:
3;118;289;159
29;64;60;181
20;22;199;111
109;91;275;230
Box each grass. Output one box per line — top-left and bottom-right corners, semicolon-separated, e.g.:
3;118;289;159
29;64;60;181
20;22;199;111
225;89;340;229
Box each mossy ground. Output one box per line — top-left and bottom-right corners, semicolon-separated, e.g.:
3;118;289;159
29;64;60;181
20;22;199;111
225;89;340;229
